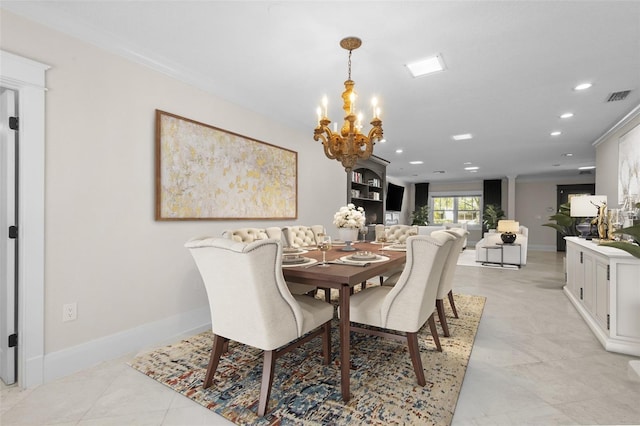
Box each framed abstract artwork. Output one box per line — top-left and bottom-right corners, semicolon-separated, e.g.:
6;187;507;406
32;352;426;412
155;110;298;220
618;123;640;205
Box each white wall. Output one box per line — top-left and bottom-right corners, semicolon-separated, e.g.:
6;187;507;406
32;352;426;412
1;10;346;378
515;176;595;251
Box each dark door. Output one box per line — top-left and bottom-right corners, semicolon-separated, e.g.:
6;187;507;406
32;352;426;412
556;184;595;251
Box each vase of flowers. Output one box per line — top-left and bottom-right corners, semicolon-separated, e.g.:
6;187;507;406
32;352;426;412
333;203;365;251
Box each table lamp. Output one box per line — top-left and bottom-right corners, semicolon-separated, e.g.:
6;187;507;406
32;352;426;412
570;195;607;238
497;220;519;244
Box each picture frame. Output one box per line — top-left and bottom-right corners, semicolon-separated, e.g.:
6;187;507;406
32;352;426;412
155;110;298;220
618;123;640;205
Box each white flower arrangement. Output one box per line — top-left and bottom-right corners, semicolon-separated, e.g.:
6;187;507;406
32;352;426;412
333;203;366;229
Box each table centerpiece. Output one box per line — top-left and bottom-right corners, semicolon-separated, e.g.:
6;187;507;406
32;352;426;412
333;203;365;251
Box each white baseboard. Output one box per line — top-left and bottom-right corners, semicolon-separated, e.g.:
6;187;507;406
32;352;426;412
43;306;211;383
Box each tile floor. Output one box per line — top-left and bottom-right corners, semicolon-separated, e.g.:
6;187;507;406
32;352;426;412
1;250;639;425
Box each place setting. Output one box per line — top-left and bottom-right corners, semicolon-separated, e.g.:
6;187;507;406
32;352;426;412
383;242;407;251
281;253;317;268
336;250;389;266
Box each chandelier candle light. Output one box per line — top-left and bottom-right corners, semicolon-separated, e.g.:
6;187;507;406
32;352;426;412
314;37;384;172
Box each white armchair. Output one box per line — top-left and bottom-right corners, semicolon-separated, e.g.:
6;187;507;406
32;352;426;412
347;234;455;387
475;225;528;266
185;237;333;416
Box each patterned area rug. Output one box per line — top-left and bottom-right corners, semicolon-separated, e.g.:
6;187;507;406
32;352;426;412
129;293;485;425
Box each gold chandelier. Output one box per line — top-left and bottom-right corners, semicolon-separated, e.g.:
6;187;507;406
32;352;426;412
313;37;383;172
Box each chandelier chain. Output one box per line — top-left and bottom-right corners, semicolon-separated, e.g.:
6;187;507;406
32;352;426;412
347;49;352;80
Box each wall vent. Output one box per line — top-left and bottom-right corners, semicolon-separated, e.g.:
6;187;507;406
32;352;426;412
606;90;631;102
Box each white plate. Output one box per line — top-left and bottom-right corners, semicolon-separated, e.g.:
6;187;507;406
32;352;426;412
282;256;306;265
349;253;377;261
281;258;318;268
339;255;390;264
384;245;407;251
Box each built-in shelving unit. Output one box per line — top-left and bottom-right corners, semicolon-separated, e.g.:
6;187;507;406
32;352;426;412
347;156;389;226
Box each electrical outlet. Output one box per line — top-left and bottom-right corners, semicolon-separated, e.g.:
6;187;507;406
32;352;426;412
63;303;77;322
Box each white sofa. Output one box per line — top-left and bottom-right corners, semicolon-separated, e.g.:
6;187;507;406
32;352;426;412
475;226;528;266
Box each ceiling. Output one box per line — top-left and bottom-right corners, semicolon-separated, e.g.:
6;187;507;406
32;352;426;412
3;1;640;183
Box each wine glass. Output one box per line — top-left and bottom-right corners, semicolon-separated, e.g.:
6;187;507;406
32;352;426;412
359;226;368;242
609;209;623;240
318;235;332;267
377;235;387;251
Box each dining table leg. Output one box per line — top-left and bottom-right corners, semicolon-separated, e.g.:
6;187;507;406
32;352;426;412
339;284;351;401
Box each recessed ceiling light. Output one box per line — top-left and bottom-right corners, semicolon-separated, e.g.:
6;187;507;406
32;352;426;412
574;83;593;91
452;133;473;141
379;138;387;143
578;166;596;170
409;161;424;165
406;55;445;78
562;153;573;157
464;166;479;171
560;112;574;119
550;131;562;136
395;149;403;154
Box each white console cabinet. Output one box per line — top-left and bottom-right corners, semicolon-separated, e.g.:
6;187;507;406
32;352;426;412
565;237;640;356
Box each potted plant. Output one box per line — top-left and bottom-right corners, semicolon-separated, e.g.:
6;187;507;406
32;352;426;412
542;202;580;237
482;204;505;232
411;205;430;226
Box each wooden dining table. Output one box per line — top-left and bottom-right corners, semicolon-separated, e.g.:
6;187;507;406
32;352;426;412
282;241;407;402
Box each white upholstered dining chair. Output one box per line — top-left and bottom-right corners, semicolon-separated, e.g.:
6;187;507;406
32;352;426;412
431;229;468;337
221;227;315;295
374;224;419;285
346;233;454;387
221;226;283;243
184;237;333;416
282;225;324;248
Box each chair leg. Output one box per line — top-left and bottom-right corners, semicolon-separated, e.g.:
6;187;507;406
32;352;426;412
379;276;384;285
322;321;331;365
427;314;442;352
406;332;426;386
448;290;459;318
203;334;227;389
436;299;450;337
258;350;276;416
324;288;331;303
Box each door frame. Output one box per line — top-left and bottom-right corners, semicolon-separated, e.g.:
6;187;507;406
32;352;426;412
0;50;49;388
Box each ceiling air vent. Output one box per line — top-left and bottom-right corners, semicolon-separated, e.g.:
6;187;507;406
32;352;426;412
579;170;592;175
606;90;631;102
